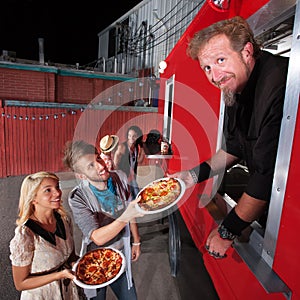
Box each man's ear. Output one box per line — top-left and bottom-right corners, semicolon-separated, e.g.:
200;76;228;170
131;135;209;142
242;42;254;62
75;172;86;180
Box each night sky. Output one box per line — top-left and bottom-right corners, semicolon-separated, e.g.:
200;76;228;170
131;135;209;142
1;0;141;65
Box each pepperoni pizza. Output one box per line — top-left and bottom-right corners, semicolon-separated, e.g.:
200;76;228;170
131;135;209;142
75;248;123;285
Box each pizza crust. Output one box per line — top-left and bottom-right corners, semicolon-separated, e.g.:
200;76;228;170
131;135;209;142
138;178;181;211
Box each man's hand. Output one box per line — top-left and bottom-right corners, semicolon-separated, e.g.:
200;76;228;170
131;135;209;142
167;170;195;188
205;227;233;258
118;196;144;223
131;244;141;262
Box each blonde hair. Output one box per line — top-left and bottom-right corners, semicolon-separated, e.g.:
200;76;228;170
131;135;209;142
16;171;66;226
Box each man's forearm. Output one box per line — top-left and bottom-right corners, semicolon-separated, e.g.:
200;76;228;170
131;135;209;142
190;149;238;183
91;219;127;246
130;221;140;243
235;193;267;222
219;193;267;238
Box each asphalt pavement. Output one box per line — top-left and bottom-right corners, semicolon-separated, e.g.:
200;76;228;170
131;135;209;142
0;173;219;300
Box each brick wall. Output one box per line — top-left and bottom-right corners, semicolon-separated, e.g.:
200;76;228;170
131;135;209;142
0;63;131;104
0;68;56;102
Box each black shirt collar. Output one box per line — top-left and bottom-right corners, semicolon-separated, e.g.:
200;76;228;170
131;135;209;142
25;211;66;246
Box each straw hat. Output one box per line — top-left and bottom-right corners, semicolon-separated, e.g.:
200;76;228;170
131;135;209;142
100;135;119;153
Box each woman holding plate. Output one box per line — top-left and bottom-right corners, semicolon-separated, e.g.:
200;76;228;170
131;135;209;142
9;171;83;299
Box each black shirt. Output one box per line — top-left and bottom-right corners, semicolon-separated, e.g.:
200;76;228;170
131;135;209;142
223;51;289;201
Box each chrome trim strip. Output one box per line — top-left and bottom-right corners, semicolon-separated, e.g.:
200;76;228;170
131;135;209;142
262;0;300;267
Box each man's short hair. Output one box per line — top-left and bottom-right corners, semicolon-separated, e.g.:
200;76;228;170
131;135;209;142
187;16;261;60
63;140;98;172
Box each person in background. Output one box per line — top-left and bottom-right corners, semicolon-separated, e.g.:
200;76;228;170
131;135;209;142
99;134;119;171
143;129;162;155
114;125;145;198
168;16;289;258
142;129;168;173
9;171;82;300
63;140;143;300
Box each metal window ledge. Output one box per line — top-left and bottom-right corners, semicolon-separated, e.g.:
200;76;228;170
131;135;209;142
233;230;291;297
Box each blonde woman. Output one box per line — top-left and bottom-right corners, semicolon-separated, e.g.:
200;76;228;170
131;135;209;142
9;171;83;299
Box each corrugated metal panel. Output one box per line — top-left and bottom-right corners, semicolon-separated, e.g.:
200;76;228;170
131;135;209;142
73;108;161;147
0;105;160;177
97;0;205;76
3;106;81;176
0;101;6;177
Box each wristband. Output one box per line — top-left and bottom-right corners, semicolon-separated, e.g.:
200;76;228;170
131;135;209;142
220;208;251;237
132;242;141;246
190;162;211;184
218;224;237;240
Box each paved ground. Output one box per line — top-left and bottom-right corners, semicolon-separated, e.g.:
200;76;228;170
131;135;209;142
0;173;219;300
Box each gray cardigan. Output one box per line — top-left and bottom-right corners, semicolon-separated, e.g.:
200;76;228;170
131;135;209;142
68;170;134;294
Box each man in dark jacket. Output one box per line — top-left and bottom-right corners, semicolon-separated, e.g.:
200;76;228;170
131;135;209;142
169;16;289;258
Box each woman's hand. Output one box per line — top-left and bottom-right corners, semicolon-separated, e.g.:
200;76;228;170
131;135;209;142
59;269;76;280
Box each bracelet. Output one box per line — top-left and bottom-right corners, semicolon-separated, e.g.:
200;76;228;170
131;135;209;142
132;242;141;246
221;208;251;237
190;162;211;184
190;169;199;184
218;224;237;240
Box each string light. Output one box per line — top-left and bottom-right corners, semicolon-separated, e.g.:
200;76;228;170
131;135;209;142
0;109;84;121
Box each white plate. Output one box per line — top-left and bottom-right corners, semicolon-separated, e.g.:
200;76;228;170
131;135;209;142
73;247;126;289
135;177;186;214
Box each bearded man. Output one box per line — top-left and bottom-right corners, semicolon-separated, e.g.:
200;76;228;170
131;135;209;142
169;16;289;258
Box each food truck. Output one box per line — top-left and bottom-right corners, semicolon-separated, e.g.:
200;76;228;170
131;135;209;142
158;0;300;298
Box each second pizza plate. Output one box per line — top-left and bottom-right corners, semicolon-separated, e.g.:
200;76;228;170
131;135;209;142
135;177;186;214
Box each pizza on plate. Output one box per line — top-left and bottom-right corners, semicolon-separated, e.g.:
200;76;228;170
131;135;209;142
75;248;123;285
138;177;181;211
